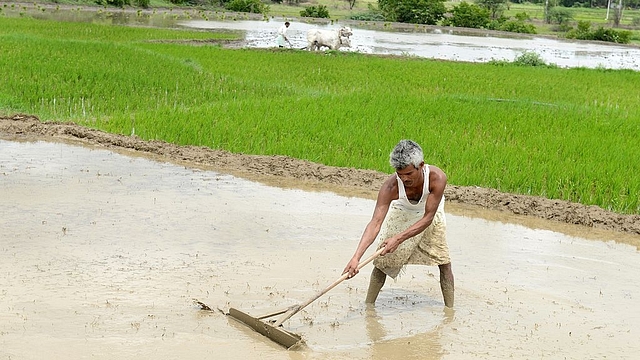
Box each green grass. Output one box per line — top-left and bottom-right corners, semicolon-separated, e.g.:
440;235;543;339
506;3;640;37
1;16;639;214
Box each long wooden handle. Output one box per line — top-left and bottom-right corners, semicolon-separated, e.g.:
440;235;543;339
273;247;385;327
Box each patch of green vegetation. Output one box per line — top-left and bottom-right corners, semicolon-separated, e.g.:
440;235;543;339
2;15;639;214
489;50;557;67
300;4;330;18
567;20;632;43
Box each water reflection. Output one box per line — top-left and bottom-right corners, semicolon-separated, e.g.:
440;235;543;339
180;20;640;70
174;20;640;70
365;305;455;360
1;137;640;359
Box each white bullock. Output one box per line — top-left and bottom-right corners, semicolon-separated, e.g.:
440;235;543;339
306;26;353;51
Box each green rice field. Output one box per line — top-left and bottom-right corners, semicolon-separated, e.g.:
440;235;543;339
1;15;638;214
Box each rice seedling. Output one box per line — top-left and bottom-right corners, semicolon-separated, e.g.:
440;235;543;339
1;16;638;214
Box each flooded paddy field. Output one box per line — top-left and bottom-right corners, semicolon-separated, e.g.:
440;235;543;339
182;19;640;70
1;120;639;359
3;1;640;70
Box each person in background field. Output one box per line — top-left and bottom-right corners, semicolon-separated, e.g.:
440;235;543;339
342;139;455;308
276;21;291;48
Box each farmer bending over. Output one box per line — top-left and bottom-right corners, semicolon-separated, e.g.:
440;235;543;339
343;139;455;307
276;21;291;48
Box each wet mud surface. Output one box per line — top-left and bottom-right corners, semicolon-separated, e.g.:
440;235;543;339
1;115;640;360
2;115;639;236
3;4;640;358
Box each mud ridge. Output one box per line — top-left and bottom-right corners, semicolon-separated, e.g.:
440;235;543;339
2;114;638;235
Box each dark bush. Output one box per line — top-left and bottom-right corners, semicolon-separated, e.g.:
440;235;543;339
566;21;631;44
591;26;631;43
442;2;490;28
379;0;446;25
484;15;536;34
135;0;150;8
499;20;537;33
547;7;573;25
225;0;270;14
100;0;130;7
300;5;330;18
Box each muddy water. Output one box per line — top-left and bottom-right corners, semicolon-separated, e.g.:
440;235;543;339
1;138;639;360
180;19;640;71
3;2;640;71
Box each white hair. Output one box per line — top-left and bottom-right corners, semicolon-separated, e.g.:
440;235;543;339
389;139;423;170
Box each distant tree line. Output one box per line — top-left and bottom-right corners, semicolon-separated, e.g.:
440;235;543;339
350;0;632;43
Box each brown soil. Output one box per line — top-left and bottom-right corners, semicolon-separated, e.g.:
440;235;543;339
2;113;639;235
